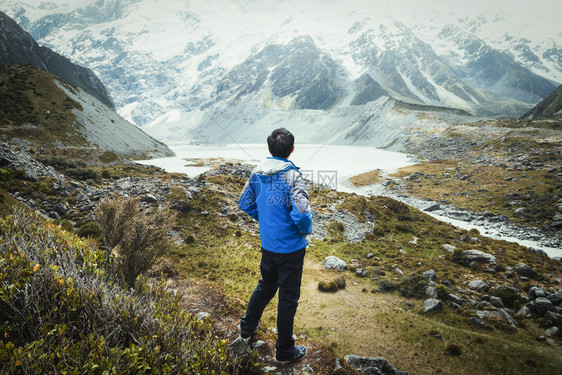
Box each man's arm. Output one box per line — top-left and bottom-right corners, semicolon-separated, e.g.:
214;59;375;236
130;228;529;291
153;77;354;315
285;170;312;235
239;175;259;221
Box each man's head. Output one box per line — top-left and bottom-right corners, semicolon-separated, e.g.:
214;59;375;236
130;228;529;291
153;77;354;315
267;128;295;158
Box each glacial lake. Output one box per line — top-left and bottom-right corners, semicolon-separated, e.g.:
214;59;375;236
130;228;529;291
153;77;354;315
137;142;418;192
138;142;562;258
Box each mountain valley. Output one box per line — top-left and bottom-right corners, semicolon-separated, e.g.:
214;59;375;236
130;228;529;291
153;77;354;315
0;2;561;374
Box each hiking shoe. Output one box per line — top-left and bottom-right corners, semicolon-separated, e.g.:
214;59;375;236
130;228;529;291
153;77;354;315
274;345;307;365
240;323;259;343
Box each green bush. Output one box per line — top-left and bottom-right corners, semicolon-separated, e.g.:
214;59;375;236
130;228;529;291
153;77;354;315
99;151;118;164
77;221;103;240
372;225;385;237
399;273;429;299
0;209;259;375
451;249;465;265
334;276;346;290
0;168;13;187
318;280;339;293
67;167;101;183
395;223;412;233
55;218;74;233
378;279;397;292
435;284;450;299
95;197;176;289
490;287;522;309
327;220;345;242
318;276;346;293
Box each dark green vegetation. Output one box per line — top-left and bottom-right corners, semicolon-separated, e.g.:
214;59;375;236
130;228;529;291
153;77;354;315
395;99;473;117
0;209;259;374
0;65;88;147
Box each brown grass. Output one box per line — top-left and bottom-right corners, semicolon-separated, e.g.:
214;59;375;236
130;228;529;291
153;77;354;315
349;170;382;186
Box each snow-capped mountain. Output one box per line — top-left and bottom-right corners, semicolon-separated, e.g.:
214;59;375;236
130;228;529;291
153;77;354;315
1;0;560;145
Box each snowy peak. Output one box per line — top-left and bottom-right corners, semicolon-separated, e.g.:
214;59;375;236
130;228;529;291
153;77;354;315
437;24;557;103
1;1;561;144
213;36;346;110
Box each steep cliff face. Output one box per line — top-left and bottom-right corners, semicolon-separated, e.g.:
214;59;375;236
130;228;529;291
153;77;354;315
0;11;115;110
521;85;562;119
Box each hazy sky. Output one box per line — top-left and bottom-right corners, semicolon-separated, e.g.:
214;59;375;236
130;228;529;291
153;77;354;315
10;0;561;42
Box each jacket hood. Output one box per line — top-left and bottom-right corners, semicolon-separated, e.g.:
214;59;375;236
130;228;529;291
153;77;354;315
254;157;294;176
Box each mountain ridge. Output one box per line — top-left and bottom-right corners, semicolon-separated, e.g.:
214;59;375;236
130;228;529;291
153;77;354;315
0;10;115;109
521;84;562;119
1;1;560;143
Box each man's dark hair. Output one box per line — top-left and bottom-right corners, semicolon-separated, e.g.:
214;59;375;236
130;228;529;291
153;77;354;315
267;128;294;158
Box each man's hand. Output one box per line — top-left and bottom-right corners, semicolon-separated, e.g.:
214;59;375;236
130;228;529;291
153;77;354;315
305;235;311;246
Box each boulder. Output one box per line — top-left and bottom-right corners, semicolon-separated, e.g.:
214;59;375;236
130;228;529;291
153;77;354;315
516;305;531;317
514;207;526;216
450;211;472;221
344;355;410;375
547;291;562;306
423;298;443;313
545;327;559;337
229;337;251;358
422;269;438;282
424;203;441;212
513;263;538;279
476;309;517;328
448;294;463;305
442;244;456;253
528;286;546;300
143;193;158;203
470;316;487;328
322;256;348;272
464;250;498;273
426;286;438;299
356;268;369;278
468;280;489;293
531;297;554;316
543;311;562;327
497;308;517;328
490;296;504;308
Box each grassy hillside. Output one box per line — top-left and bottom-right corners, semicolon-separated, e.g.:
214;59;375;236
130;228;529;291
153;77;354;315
165;170;562;374
0;65;89;147
1;150;561;374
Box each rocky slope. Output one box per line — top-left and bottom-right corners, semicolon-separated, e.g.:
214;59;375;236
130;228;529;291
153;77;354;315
521;84;562;119
1;145;561;374
0;65;172;157
0;10;114;109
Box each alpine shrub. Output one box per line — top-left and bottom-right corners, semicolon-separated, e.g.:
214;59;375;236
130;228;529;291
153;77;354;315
399;273;429;299
77;220;103;239
0;209;259;374
95;197;176;289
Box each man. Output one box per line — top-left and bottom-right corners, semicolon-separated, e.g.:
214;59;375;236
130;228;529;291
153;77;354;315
238;128;312;364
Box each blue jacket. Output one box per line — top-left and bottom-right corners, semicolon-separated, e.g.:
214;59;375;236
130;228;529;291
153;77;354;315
239;157;312;253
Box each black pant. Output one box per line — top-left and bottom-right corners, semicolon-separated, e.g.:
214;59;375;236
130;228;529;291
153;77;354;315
240;247;305;359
